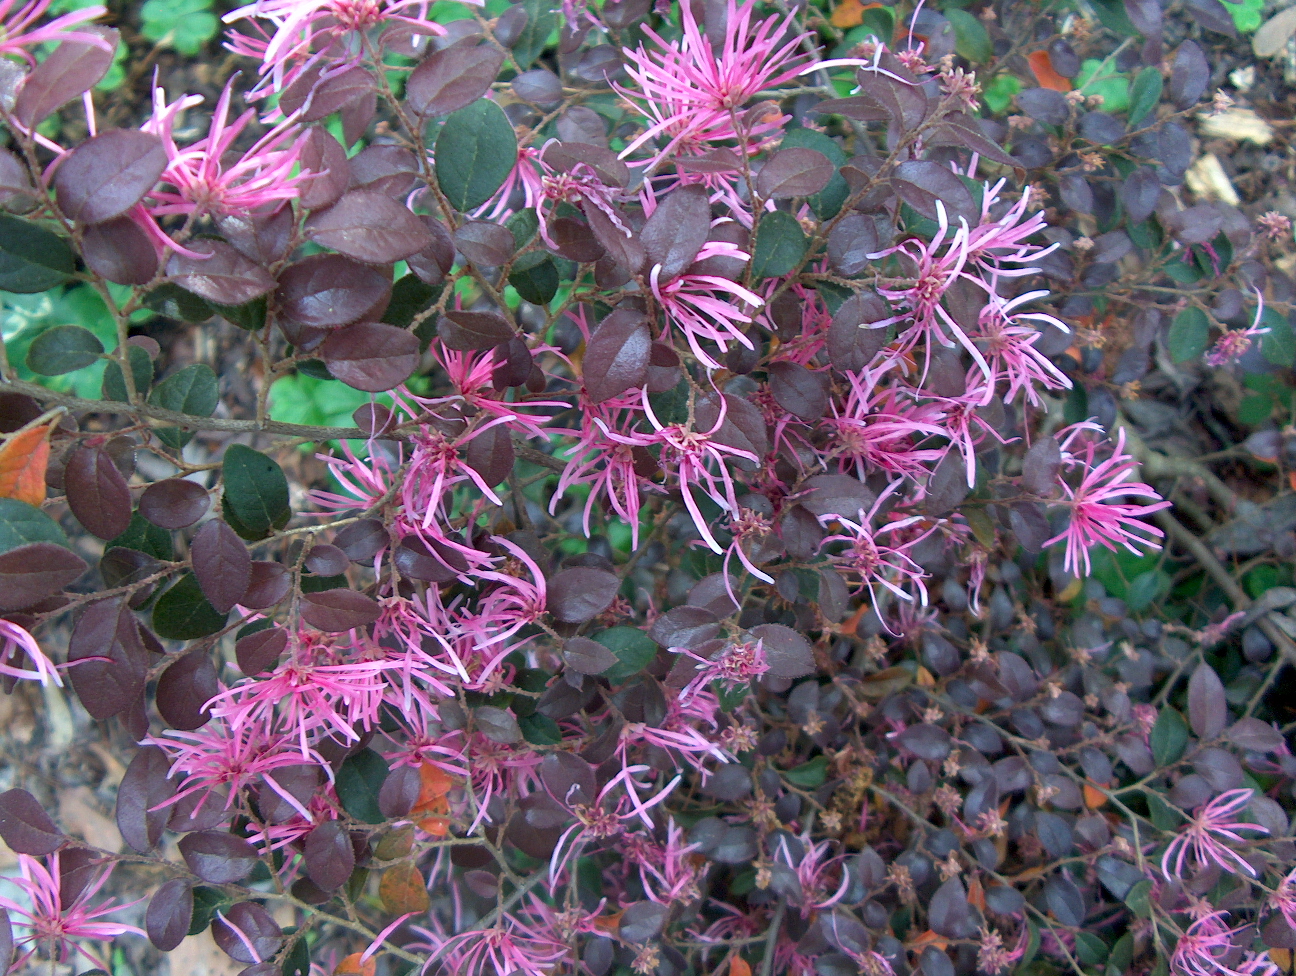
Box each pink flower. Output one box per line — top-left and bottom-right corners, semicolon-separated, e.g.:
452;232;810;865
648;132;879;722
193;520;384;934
975;286;1073;407
0;0;110;64
0;618;62;687
673;637;770;705
0;852;144;971
1161;788;1268;881
774;833;850;916
1272;866;1296;931
1045;426;1172;578
142;79;308;218
618;0;807;166
649;239;766;369
1171;911;1278;976
411;912;569;976
1206;293;1270;368
823;372;947;481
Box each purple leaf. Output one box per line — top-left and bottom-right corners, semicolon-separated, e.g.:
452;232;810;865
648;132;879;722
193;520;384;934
306;190;433;264
756;147;834;199
748;623;815;679
439;309;515;350
0;542;86;612
304;822;355;892
0;789;63;855
116;745;175;852
640;184;711;279
648;606;720;648
167;241;276;306
54;129;166;225
407;38;505;117
235;625;288;676
156;650;219;731
767;361;828;421
549;567;620;623
929;877;976;937
583;309;650;403
13;30;117;128
139;479;209;529
454;220;515;267
296;126;350;211
81;216;159;285
64;445;131;540
563;637;619;674
178;830;259;884
827;292;891;372
475;705;523;744
300;590;381;633
212;902;282;965
68;597;149;720
1170;41;1209;108
465;423;514;490
321;322;420;392
191;519;251;615
892;161;977;225
1188;662;1227;739
241;562;291;610
146;879;192;951
826;214;880;276
896;723;952;761
277;254;391;328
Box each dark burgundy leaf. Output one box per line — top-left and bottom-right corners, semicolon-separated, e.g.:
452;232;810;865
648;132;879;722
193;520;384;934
13;30;117;128
1049;38;1081;76
1120;167;1161;224
0;542;85;611
179;831;259;884
620;902;668;943
167;241;276;306
297;126;350;211
542;142;630;188
563;637;618;674
280;64;373;124
146;879;192;951
191;519;251;615
300;589;381;633
641;184;710;279
378;765;422;818
139;479;209;529
156;650;218;731
304;821;355;891
1044;873;1086;926
241;562;291;610
348;145;418;198
321;322;419;392
549;567;620;623
334;519;387;563
548;217;604;262
236;625;287;676
306;190;433;264
857;65;928;130
649;606;719;648
68;597;148;720
1017;88;1070;125
767;361;828;421
439;309;515;350
475;705;523;744
755;148;833;199
1058;173;1094;213
1124;0;1162;36
304;544;349;577
926;111;1019;169
64;446;131;541
1079;112;1125;145
539;752;596;808
584;309;650;403
694;393;768;460
1009;502;1051;554
1171;41;1209;108
799;473;875;518
277;254;391;328
892;161;976;224
581;198;644;273
116;745;175;852
216;207;295;265
512;67;563;107
212;902;282;964
1022;436;1061;496
896;724;952;761
828;292;892;372
0;789;62;855
1184;0;1237;35
748;623;814;679
54;129;166;225
394;536;458;583
465;423;514;490
408;39;504;116
923;449;970;516
827;214;879;276
81;216;159;285
454;220;514;267
1188;662;1228;739
929;877;975;937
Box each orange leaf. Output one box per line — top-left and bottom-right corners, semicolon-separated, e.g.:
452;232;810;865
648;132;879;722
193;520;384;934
1028;51;1072;92
1288;471;1296;493
908;929;949;952
335;953;377;976
417;814;450;836
831;0;865;27
1084;782;1109;810
378;863;430;915
418;763;454;799
728;955;753;976
967;875;986;913
0;424;52;506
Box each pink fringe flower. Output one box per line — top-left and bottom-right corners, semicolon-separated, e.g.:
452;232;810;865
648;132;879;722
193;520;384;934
1161;788;1268;882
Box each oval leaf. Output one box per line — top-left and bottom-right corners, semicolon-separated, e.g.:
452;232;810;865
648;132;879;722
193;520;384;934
320;322;419;392
54;129;166;225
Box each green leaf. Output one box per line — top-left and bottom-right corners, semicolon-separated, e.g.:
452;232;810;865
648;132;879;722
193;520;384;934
143;282;213;322
506;208;540;250
211;296;266;331
981;73;1021;115
750;210;806;279
434;100;518;213
1238;393;1273;425
513;0;559;68
383;274;440;331
336;749;389;824
1089;0;1138;36
1168;307;1210;363
222;444;290;541
187;886;230;936
508;252;558;305
1124;880;1152;919
1260;306;1296;367
647;377;689;427
281;936;311;976
0;215;76;293
1128;67;1163;127
945;8;992;63
101;345;155;402
152;573;228;640
1150;706;1189;768
109;513;174;561
519;712;563;745
1146;790;1181;831
25;325;103;375
593;626;658;683
1075;932;1108;967
784;755;828;788
1127;569;1170;612
781;128;848;219
149;363;219;417
0;498;69;554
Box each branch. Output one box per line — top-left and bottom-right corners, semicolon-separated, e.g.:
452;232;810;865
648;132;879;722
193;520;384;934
2;377;368;442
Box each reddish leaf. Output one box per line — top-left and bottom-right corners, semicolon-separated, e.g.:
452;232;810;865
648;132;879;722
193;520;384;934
892;160;977;225
304;821;355;891
0;789;63;855
306;190;433;264
300;589;381;633
407;39;505;116
0;542;86;612
563;636;619;674
241;562;291;610
454;220;514;267
156;649;219;731
583;309;650;404
167;240;276;305
13;29;118;128
216;207;295;265
1028;50;1072;92
475;705;522;744
438;309;515;350
277;254;391;328
548;567;620;623
178;830;259;884
280;64;374;123
826;214;879;277
749;623;815;678
0;908;9;976
1188;662;1228;740
378;766;422;818
64;445;131;540
146;879;193;951
334;519;387;563
235;625;288;675
296;126;350;211
191;519;251;615
542;142;630;188
465;423;515;490
320;322;420;392
641;184;710;279
54;129;167;225
212;902;282;964
580;197;644;273
755;148;834;199
139;478;209;529
827;292;891;372
116;745;175;852
379;863;430;914
305;544;349;577
767;361;828;421
81;216;159;285
1170;41;1209;108
348;145;419;197
67;597;149;720
0;423;52;506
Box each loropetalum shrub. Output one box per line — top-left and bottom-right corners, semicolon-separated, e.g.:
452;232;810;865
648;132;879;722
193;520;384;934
0;0;1293;975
